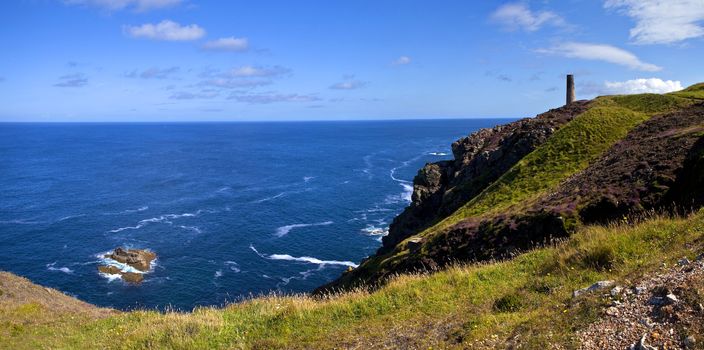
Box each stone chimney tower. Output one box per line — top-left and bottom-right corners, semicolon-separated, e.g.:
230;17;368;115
566;74;575;105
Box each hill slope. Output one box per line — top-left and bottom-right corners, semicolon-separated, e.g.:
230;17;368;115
320;90;703;292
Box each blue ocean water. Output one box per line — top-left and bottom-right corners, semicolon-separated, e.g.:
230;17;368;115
0;120;509;310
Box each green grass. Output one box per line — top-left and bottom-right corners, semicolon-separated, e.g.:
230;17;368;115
2;211;703;349
671;82;704;100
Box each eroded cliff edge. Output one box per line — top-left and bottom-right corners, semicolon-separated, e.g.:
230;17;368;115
381;101;591;253
319;86;704;293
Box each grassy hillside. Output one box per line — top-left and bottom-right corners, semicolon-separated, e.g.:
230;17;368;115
2;211;703;349
422;93;694;239
326;91;699;289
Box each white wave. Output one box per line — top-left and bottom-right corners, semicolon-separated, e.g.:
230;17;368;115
250;244;358;268
384;182;413;204
361;225;389;236
214;270;223;278
46;262;73;274
0;219;44;225
106;206;149;215
361;207;393;213
99;272;122;282
178;225;203;234
95;251;149;274
225;261;241;273
252;192;286;203
216;187;231;193
429;152;448;156
107;210;209;233
401;183;413;202
275;221;333;237
58;214;86;222
278;265;324;287
303;176;315;183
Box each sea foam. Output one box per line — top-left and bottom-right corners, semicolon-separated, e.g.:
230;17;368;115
250;245;358;268
275;221;333;237
46;262;73;274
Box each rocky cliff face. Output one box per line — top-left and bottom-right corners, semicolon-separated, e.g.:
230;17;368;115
317;96;704;294
380;101;590;253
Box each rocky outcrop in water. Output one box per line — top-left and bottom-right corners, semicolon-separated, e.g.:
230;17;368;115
96;248;156;283
106;247;156;272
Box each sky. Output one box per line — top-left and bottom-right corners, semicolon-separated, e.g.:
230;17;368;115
0;0;703;122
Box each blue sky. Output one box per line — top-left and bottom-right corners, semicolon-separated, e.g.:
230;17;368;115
0;0;703;121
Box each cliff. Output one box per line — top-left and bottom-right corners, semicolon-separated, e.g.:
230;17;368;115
319;84;704;292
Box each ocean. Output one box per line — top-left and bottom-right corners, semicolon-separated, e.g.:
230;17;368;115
0;119;510;310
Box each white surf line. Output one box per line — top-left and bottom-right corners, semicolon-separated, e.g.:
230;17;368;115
250;245;358;268
275;221;333;237
46;262;73;274
107;209;211;233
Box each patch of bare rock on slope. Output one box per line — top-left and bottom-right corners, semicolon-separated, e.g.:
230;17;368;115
577;254;704;350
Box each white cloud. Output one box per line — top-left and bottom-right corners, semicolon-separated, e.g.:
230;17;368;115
490;3;566;32
170;91;219;100
392;56;411;65
536;42;662;71
199;78;272;89
229;93;320;104
53;73;88;87
64;0;181;12
605;0;704;44
330;80;368;90
601;78;683;94
124;20;205;41
228;65;289;78
202;37;249;51
126;66;179;79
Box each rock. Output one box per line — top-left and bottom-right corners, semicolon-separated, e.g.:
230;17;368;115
97;247;155;284
696;253;704;262
606;306;619;316
636;334;658;350
635;286;648;295
97;265;145;283
98;266;121;275
121;272;144;283
665;293;678;304
106;247;156;272
379;101;590;255
649;293;677;306
639;318;655;328
406;237;423;253
573;280;615;298
684;335;696;349
649;297;665;306
678;257;691;266
611;286;623;297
